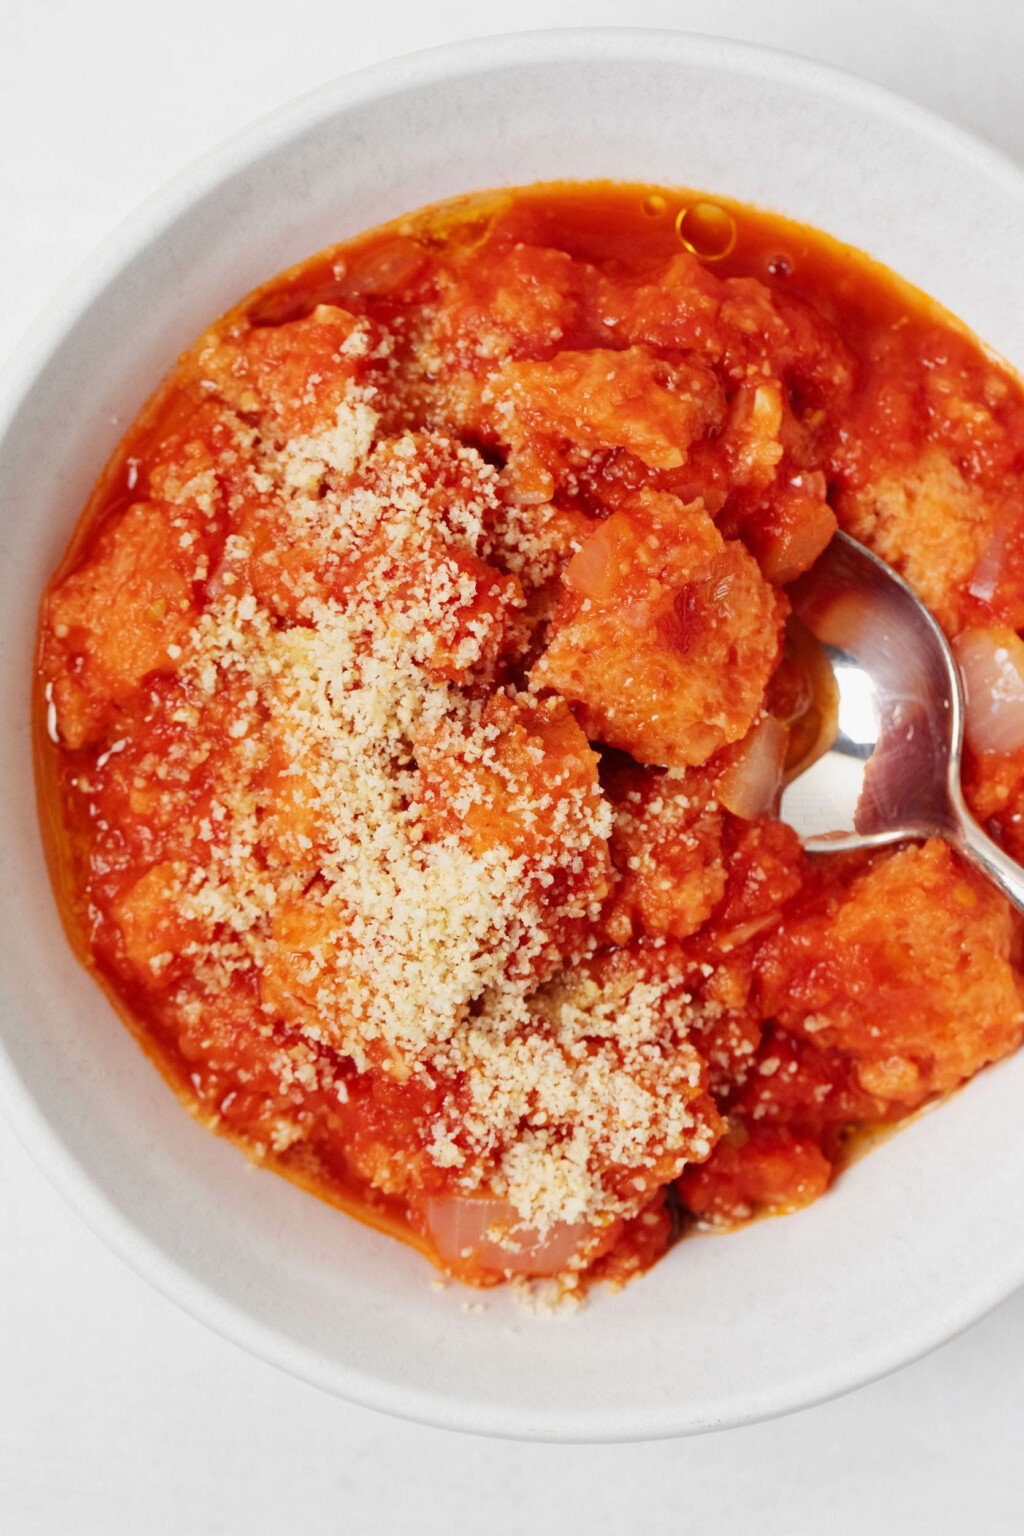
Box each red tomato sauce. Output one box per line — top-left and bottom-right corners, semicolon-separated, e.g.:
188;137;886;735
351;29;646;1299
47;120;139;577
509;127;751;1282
35;182;1024;1291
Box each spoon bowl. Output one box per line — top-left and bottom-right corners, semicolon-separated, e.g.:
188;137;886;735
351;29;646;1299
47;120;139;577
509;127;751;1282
780;531;1024;912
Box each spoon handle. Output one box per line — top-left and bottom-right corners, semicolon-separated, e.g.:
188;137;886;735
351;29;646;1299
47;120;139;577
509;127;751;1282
953;809;1024;916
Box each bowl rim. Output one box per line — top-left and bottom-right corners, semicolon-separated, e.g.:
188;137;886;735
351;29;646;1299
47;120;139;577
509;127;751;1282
3;25;1024;1443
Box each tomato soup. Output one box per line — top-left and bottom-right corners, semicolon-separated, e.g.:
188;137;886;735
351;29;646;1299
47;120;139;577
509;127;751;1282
36;183;1024;1292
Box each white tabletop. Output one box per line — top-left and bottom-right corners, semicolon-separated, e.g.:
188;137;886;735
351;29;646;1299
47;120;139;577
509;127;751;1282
3;1;1023;1530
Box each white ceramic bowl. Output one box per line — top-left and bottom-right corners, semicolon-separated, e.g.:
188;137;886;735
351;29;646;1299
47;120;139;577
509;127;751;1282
2;28;1024;1443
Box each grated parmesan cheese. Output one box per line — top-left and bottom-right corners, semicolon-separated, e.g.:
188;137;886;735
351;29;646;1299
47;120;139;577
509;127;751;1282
99;369;723;1243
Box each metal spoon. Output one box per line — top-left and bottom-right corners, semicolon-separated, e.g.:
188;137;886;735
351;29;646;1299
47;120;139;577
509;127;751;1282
778;530;1024;912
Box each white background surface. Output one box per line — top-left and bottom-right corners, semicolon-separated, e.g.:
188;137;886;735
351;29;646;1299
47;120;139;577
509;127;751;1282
2;1;1023;1530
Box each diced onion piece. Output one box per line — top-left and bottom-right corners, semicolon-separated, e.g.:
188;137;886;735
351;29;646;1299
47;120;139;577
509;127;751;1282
565;522;618;600
966;519;1010;605
423;1195;591;1277
715;913;782;950
337;236;426;297
717;715;788;819
953;627;1024;755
